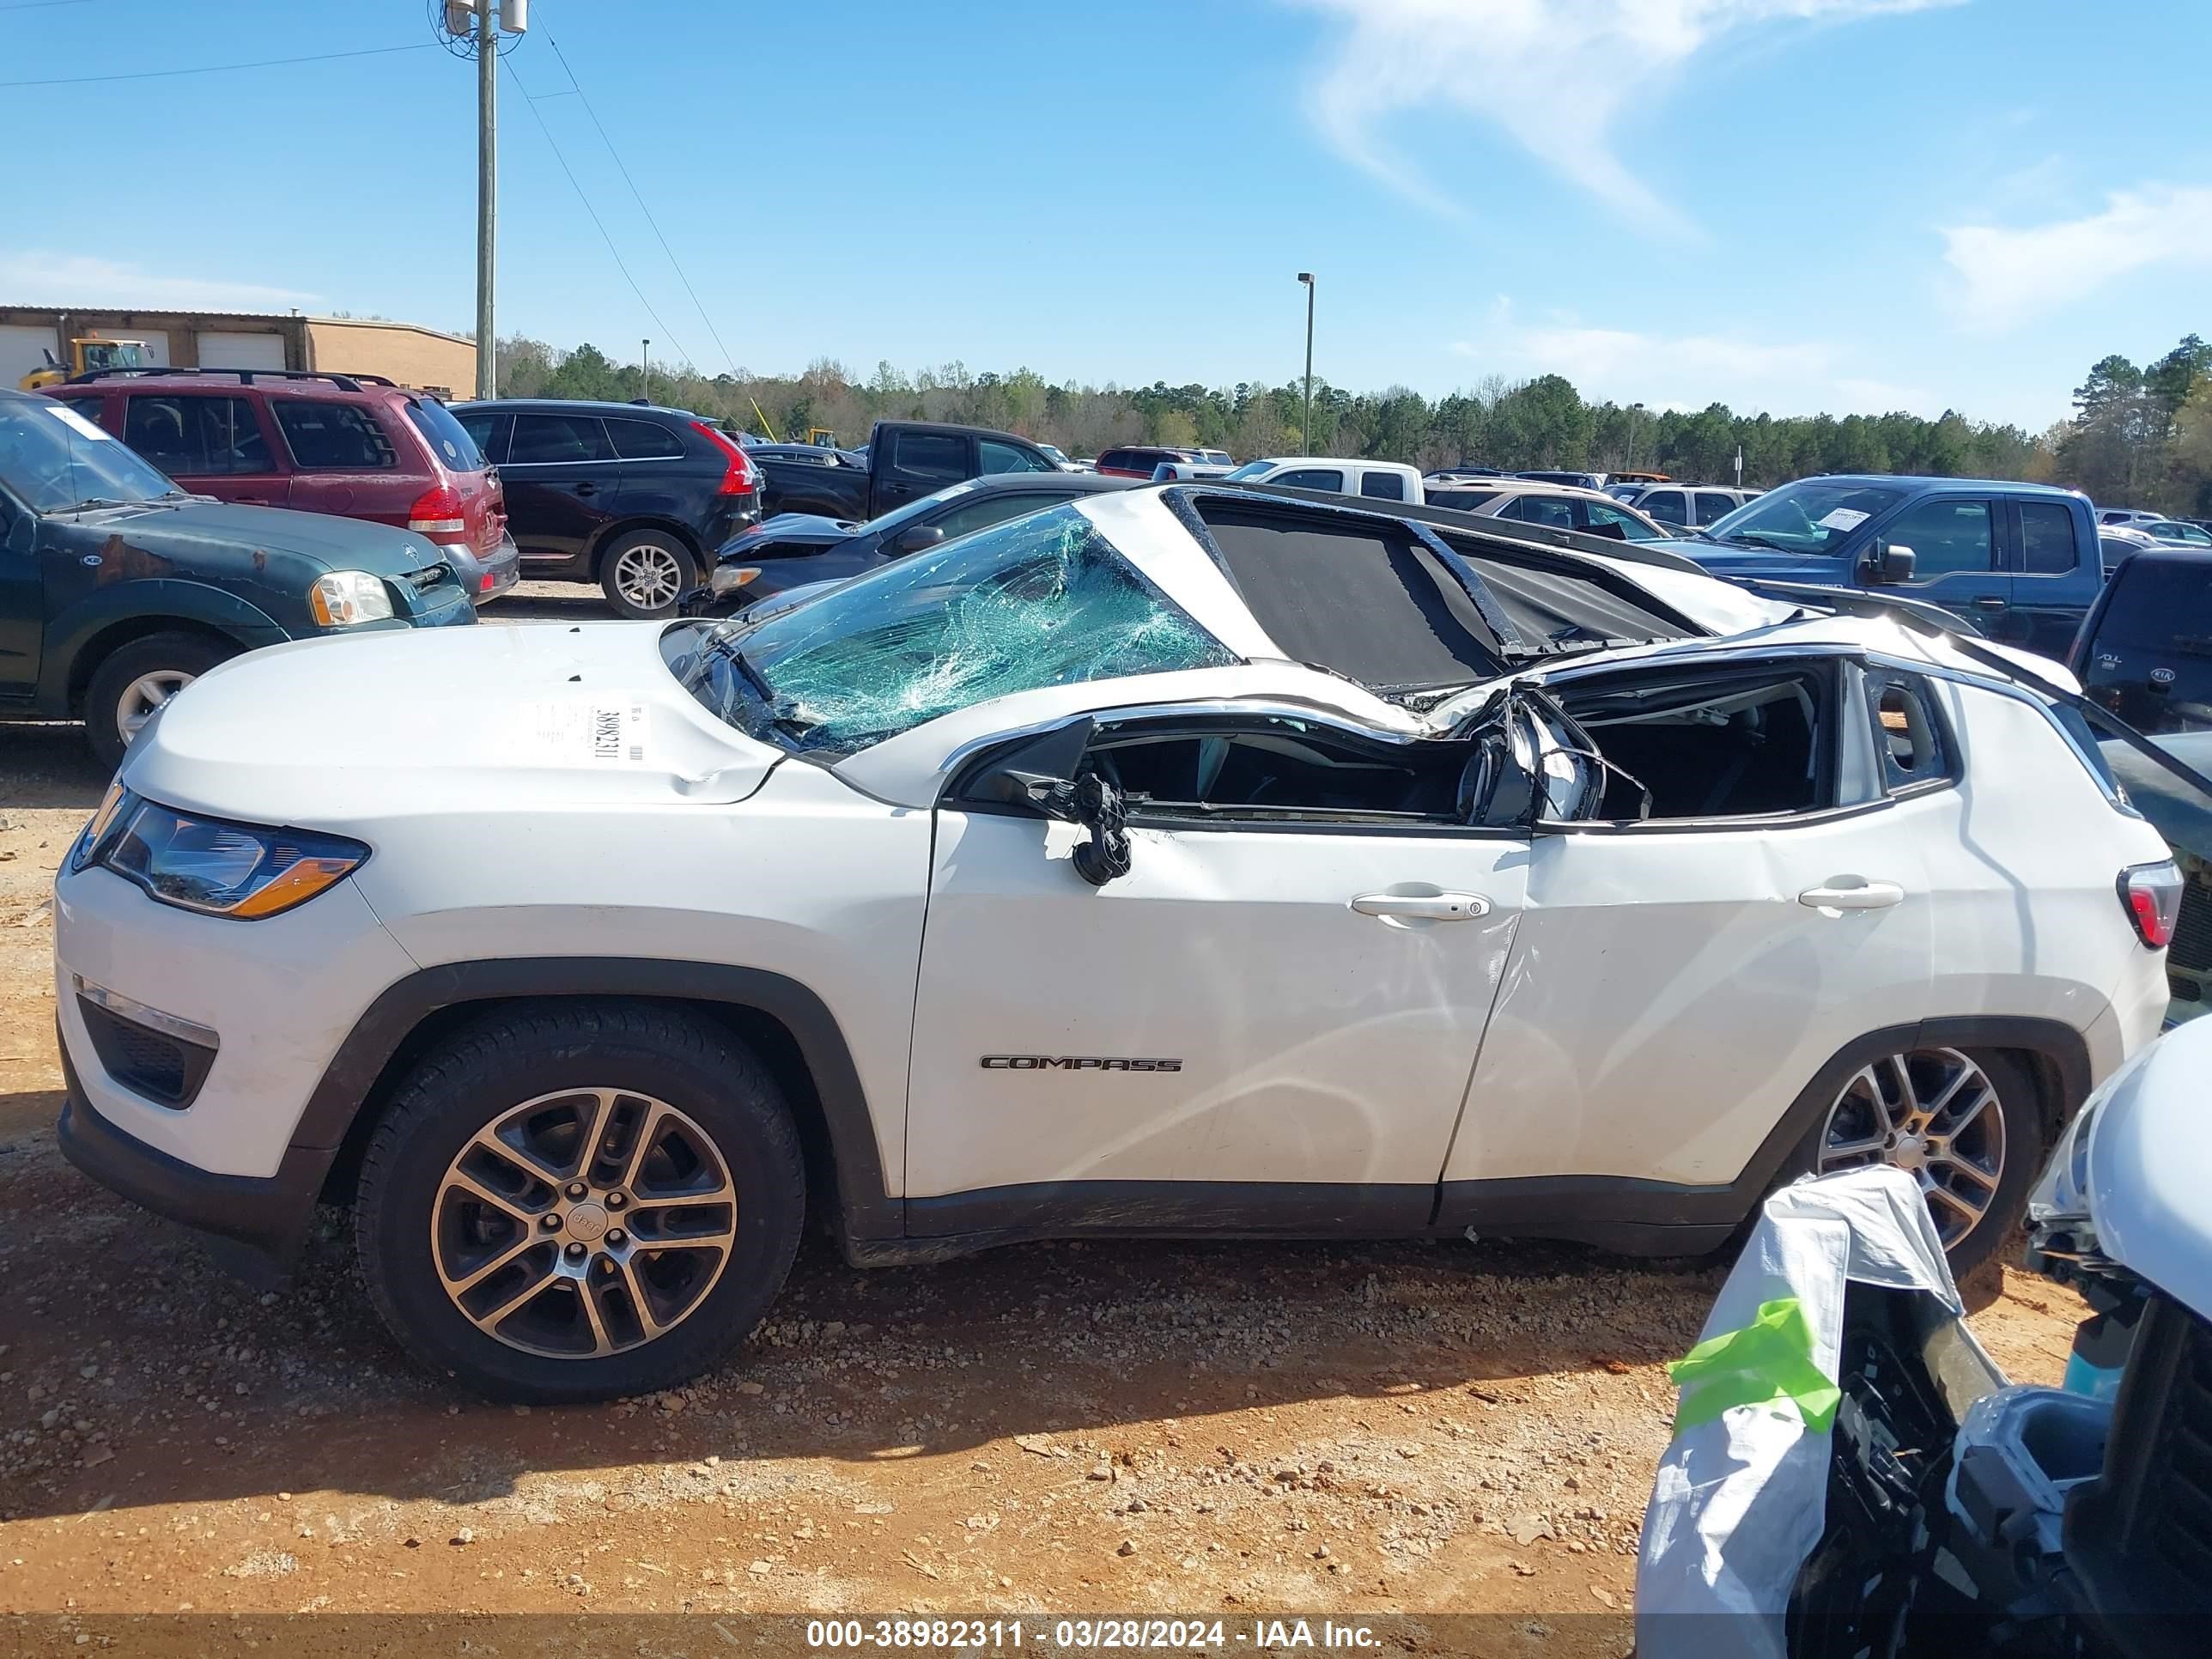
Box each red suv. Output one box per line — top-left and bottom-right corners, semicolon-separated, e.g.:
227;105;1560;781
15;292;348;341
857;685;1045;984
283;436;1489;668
45;369;518;604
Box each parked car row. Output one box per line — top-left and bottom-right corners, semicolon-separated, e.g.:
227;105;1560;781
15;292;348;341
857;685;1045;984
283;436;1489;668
0;386;476;763
48;367;518;605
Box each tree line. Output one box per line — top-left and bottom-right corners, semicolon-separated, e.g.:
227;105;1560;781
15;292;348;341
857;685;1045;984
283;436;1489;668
493;331;2212;514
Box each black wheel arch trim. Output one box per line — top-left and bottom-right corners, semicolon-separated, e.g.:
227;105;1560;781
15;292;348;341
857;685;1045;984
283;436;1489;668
43;582;282;714
1729;1015;2087;1212
293;957;899;1245
1433;1016;2090;1251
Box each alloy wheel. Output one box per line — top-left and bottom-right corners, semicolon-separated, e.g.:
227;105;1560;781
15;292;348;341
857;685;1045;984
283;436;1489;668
612;543;684;611
1816;1048;2006;1248
117;670;193;744
430;1088;738;1359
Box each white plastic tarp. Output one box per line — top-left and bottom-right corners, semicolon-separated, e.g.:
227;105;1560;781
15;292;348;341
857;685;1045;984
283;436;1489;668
1635;1166;1964;1659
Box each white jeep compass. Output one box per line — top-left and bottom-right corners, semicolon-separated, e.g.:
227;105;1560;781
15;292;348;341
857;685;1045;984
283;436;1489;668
53;485;2185;1401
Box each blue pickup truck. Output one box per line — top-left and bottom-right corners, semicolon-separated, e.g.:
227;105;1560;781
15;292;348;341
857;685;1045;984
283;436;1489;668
1653;475;2103;657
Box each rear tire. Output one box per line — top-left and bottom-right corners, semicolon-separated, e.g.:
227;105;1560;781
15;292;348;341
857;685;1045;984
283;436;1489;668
354;1002;805;1403
1786;1045;2040;1281
82;631;234;769
599;530;696;620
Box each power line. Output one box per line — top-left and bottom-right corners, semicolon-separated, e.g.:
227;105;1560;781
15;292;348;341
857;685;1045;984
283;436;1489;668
0;0;97;11
501;53;694;372
540;20;739;380
0;40;433;88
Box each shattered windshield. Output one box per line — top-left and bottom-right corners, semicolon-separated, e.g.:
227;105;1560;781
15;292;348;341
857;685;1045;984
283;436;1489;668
664;502;1237;757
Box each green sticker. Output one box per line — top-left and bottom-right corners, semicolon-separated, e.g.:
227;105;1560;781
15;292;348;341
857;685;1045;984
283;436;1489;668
1668;1297;1840;1437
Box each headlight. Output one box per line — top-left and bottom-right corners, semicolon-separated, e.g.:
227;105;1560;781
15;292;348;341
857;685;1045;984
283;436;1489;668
70;780;131;873
83;792;369;919
308;570;395;627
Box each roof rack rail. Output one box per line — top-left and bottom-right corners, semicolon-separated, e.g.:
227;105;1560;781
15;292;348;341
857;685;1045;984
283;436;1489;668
64;367;398;392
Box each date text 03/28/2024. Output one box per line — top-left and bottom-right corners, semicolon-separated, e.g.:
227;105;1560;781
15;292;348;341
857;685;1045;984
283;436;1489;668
804;1617;1383;1650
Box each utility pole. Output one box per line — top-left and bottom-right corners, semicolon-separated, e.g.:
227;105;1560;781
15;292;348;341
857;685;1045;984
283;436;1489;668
1297;272;1316;450
473;0;497;399
641;339;651;403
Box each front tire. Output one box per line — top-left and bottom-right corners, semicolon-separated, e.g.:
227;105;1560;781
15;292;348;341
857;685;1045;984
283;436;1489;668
1799;1046;2039;1280
354;1003;805;1403
599;530;696;620
82;631;234;769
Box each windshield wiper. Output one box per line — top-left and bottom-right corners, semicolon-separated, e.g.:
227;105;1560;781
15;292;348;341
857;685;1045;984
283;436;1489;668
56;496;149;514
684;625;774;702
683;626;828;745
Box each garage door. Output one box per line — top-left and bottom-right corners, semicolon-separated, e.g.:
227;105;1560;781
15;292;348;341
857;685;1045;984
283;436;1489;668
195;331;286;370
0;324;61;387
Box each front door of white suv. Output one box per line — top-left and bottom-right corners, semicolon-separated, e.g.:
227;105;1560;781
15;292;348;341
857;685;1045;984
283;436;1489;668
902;710;1529;1232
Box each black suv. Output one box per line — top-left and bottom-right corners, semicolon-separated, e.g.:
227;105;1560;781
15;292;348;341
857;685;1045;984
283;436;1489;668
0;387;474;763
2070;546;2212;1017
453;399;762;617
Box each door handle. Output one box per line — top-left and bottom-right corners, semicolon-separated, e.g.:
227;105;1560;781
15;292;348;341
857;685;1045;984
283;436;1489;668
574;482;599;496
1972;596;2008;610
1351;891;1490;921
1798;880;1905;912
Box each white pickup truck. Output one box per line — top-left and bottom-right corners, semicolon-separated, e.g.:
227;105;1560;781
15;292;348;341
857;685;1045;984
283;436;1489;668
1221;454;1426;504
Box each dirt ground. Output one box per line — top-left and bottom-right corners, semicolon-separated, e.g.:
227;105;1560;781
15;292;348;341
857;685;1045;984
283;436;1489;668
0;592;2094;1629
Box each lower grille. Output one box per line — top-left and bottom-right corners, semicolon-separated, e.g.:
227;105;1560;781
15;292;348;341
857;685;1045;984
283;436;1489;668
77;996;216;1109
2063;1293;2212;1622
2143;1310;2212;1584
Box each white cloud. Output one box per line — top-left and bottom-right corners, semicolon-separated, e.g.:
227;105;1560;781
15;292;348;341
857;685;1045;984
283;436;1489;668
0;250;319;313
1939;184;2212;331
1455;319;1933;415
1295;0;1958;231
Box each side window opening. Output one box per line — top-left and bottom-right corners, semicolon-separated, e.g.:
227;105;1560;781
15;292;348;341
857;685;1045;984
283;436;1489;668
1865;672;1949;792
1083;716;1476;826
1549;666;1837;821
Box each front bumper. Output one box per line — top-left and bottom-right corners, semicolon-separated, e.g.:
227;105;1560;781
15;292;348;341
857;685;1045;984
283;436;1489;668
54;860;418;1178
57;1051;328;1281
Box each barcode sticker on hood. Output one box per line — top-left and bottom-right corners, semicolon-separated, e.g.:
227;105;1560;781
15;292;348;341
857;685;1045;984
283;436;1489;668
516;698;653;766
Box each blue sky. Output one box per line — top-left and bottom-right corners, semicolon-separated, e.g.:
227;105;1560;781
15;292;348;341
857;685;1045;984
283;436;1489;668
3;0;2206;429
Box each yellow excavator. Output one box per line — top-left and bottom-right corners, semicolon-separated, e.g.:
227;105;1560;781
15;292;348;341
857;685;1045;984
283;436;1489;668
20;337;154;392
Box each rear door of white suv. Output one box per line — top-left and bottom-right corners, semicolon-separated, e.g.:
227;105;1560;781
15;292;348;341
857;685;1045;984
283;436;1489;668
1441;648;1939;1201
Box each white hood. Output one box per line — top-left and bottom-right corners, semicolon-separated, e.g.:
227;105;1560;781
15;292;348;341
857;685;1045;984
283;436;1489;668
2031;1016;2212;1322
124;622;782;828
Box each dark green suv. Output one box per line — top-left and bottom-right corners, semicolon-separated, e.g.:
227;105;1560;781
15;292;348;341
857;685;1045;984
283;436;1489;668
0;386;475;763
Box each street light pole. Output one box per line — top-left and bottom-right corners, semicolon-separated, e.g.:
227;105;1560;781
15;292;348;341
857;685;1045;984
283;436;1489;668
1297;272;1316;450
641;338;650;403
473;0;497;399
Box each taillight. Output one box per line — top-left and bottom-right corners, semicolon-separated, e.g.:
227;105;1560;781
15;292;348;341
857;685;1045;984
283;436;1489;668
691;422;757;497
2119;860;2184;948
407;482;467;543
